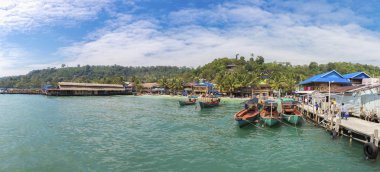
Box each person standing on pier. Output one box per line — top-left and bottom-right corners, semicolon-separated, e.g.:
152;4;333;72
315;101;319;113
341;103;348;120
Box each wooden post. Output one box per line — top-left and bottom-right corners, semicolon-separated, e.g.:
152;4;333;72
335;118;341;134
374;129;379;147
350;132;353;143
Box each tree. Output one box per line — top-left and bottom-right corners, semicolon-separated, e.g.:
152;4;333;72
255;56;264;65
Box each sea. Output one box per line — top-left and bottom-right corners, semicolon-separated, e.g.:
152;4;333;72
0;94;379;171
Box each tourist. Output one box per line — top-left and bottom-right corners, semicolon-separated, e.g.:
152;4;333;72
315;101;319;112
341;103;348;119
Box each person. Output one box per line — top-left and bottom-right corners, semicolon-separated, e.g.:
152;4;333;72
341;103;348;119
315;101;319;112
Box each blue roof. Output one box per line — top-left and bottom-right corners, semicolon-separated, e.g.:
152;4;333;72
195;82;214;87
343;72;370;79
299;70;351;85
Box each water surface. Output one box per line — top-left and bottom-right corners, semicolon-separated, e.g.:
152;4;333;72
0;95;379;171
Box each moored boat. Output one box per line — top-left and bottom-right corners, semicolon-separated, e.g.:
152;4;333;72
196;98;220;109
179;100;196;106
280;98;302;125
234;104;261;127
260;100;280;127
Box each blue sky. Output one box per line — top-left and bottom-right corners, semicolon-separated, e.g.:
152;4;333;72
1;0;380;76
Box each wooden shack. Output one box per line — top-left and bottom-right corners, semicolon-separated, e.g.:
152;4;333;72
45;82;126;96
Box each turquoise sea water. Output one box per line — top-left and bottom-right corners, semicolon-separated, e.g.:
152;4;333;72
0;94;379;172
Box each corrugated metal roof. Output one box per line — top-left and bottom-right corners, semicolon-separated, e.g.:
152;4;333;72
343;72;370;79
298;70;351;85
142;83;160;88
58;88;125;91
58;82;124;88
194;82;215;87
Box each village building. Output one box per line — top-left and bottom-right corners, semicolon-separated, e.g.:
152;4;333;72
45;82;126;96
231;83;273;98
193;82;215;94
252;83;273;98
0;88;6;93
141;83;165;94
343;72;371;85
124;82;136;94
298;70;352;92
182;82;196;95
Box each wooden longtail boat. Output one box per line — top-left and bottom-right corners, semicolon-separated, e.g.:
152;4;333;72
260;100;280;127
280;98;302;125
234;104;261;127
178;100;196;106
196;98;220;109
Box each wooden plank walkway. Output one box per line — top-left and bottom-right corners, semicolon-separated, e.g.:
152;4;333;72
338;118;380;136
299;104;380;141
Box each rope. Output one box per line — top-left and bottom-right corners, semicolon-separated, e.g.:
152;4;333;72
243;120;278;134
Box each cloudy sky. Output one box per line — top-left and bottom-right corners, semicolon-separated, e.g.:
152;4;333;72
1;0;380;76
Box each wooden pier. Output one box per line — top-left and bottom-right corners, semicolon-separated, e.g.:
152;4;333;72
299;103;380;159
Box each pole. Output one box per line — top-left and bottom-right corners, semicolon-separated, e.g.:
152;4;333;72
329;81;331;118
271;102;273;118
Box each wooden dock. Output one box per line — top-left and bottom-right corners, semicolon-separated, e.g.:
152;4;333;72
299;103;380;159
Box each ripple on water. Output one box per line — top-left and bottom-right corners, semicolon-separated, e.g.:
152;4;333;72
0;95;379;171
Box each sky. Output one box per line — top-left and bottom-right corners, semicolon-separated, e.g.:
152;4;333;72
1;0;380;77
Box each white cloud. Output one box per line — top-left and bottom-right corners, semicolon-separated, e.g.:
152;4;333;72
0;0;114;33
2;0;380;77
0;42;31;76
57;2;380;69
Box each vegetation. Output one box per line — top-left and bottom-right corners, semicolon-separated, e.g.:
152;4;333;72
1;56;380;93
0;65;191;88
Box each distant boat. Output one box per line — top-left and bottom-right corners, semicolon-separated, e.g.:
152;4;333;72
196;98;220;109
280;98;302;125
179;100;196;106
260;100;280;127
234;104;261;127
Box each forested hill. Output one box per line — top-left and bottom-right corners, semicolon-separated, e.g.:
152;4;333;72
0;65;192;88
1;57;380;90
192;57;380;94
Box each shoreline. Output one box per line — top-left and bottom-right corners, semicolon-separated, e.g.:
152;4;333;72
0;93;251;101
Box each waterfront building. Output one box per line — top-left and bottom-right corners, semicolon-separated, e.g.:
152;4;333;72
343;72;371;85
182;82;196;95
45;82;126;96
142;83;165;94
124;82;136;94
317;84;380;120
298;70;352;92
252;83;273;98
193;82;215;94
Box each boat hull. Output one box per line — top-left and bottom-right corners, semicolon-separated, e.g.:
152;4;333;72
179;101;196;106
261;117;280;127
197;101;219;109
235;114;259;127
281;114;302;125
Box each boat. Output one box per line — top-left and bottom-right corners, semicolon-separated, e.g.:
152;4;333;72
280;98;302;125
196;98;220;109
234;104;261;127
178;100;196;106
259;100;280;127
